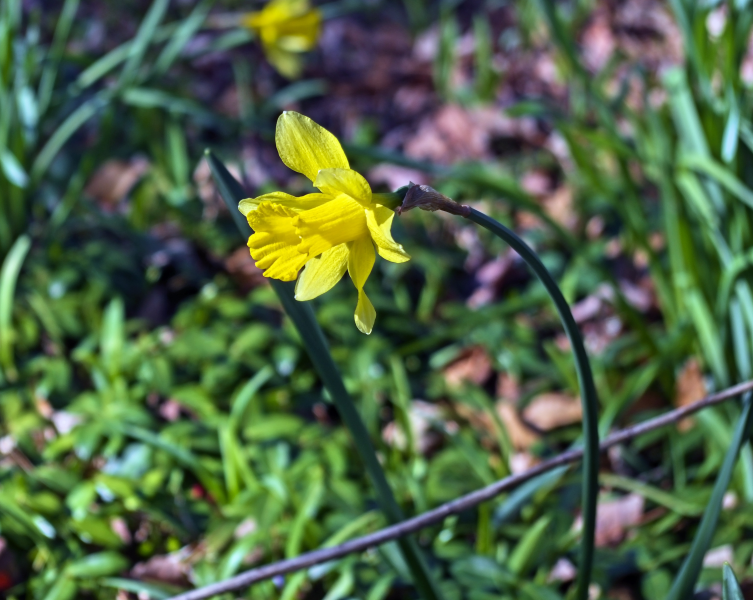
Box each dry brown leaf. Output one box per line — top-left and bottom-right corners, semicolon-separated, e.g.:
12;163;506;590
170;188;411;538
453;402;491;432
702;545;734;568
225;247;267;292
520;170;552;197
621;389;665;424
583;316;623;354
382;400;443;454
522;392;582;431
675;358;706;432
515;211;544;230
496;373;521;403
548;557;577;583
404;105;529;166
743;33;753;84
581;8;616;73
509;451;540;474
85;158;149;208
595;494;644;546
405;105;487;164
619;279;654;313
393;84;434;117
111;517;131;544
574;493;644;547
443;346;492;388
723;491;738;511
368;164;428;191
613;0;683;69
496;402;540;450
50;411;82;435
131;553;190;586
234;518;258;539
467;252;515;309
158;399;183;422
215;85;239;118
607;587;641;600
544;186;578;231
571;294;604;324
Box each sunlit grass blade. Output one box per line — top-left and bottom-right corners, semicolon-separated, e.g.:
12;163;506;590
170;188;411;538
721;89;740;164
667;396;753;600
100;578;173;600
723;563;744;600
664;67;725;212
686;289;730;386
205;150;445;600
30;94;108;182
0;233;31;383
229;364;274;427
466;209;599;600
666;0;711;98
73;25;175;92
41;575;77;600
0;148;28;188
121;88;218;122
110;421;226;505
680;153;753;211
153;0;214;76
117;0;170;88
37;0;79;115
532;0;582;79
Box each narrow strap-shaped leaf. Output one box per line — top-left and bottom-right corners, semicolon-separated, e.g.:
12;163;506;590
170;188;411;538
73;25;176;92
0;233;31;383
153;0;215;76
205;150;444;600
723;563;745;600
30;94;108;182
117;0;170;88
466;208;599;600
667;396;753;600
663;67;725;213
680;153;753;211
37;0;79;115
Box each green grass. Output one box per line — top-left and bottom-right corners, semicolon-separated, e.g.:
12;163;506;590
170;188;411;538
2;0;753;598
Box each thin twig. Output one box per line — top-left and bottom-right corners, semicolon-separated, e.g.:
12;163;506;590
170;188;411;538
166;380;753;600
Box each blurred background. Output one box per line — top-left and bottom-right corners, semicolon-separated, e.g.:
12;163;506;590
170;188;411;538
2;0;753;598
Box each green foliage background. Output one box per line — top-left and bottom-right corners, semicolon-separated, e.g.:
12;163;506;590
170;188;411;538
2;0;753;598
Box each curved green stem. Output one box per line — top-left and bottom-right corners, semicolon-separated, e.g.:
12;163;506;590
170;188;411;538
206;151;444;600
466;208;599;600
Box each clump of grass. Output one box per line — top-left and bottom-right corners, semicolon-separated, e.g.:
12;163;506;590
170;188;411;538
2;0;753;599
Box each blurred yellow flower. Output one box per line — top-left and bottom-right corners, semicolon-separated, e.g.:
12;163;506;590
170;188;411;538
239;112;410;334
242;0;321;79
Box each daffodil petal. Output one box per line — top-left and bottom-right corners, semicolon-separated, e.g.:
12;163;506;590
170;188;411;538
275;10;321;51
366;205;411;263
347;236;375;290
354;288;376;335
276;112;349;181
295;243;349;300
239;192;331;217
314;168;372;205
268;0;311;16
247;203;307;281
243;0;310;28
295;194;368;258
265;46;303;79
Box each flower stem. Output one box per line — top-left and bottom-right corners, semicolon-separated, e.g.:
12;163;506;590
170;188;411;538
206;151;445;600
466;208;599;600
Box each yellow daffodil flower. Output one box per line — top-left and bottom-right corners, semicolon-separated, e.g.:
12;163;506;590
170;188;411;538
239;112;411;334
242;0;321;79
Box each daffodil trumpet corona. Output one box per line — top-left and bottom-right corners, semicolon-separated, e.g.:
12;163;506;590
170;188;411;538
242;0;321;78
238;112;411;335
